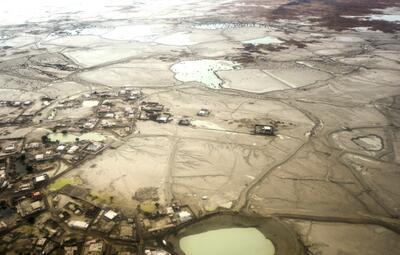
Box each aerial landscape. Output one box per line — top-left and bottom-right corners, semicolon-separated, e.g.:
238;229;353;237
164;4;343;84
0;0;399;254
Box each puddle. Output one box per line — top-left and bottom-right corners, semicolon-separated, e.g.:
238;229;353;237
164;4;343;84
192;120;224;130
82;100;99;107
48;132;107;143
242;36;283;45
352;134;383;151
365;14;400;22
171;59;240;89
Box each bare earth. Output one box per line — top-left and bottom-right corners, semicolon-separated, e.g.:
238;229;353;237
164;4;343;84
0;0;400;254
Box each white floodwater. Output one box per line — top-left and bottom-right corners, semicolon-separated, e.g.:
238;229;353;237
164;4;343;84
48;132;106;143
192;120;224;130
82;100;99;107
171;59;240;89
180;227;275;255
242;36;283;45
0;0;133;25
365;14;400;22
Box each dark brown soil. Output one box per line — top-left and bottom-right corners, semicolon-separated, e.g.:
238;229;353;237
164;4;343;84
273;0;400;33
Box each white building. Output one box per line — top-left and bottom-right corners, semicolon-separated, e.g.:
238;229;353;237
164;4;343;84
67;145;79;154
104;210;118;220
178;211;192;222
35;154;44;161
68;220;89;230
56;145;66;151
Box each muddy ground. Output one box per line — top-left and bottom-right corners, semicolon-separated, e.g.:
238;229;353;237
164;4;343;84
1;0;400;254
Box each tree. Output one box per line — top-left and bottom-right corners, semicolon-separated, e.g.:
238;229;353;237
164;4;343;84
26;165;33;173
41;135;49;144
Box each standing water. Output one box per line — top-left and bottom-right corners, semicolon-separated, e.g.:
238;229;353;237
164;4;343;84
48;132;106;143
179;227;275;255
171;59;240;89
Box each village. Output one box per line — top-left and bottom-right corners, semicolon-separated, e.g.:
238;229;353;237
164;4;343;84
0;86;276;255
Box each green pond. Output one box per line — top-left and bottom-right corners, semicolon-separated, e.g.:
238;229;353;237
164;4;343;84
48;132;106;143
179;227;275;255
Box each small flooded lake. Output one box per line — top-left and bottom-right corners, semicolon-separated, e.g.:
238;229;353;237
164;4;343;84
48;132;106;143
180;227;275;255
194;22;269;30
82;100;99;107
242;36;283;45
171;59;239;89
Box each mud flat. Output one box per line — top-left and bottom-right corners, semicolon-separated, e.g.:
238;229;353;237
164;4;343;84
166;213;304;255
219;69;289;93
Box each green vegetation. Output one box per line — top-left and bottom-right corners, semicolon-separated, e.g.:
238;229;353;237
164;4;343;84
48;177;82;191
140;201;157;213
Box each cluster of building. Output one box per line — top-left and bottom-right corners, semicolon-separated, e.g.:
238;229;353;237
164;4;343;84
141;202;194;237
0;100;32;108
0;85;283;255
138;102;172;124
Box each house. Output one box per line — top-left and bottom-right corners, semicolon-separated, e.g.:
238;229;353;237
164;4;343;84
15;182;34;193
17;199;45;217
57;145;66;152
166;207;174;216
178;211;192;223
68;220;89;230
145;249;171;255
104;113;115;119
35;154;45;161
197;108;210;117
141;102;164;112
26;142;40;149
4;143;16;153
33;174;49;187
64;246;79;255
84;122;96;129
12;101;21;107
31;200;44;211
0;221;7;231
254;125;274;136
67;145;79;154
178;117;191;126
156;114;170;123
86;142;103;153
104;210;118;221
83;239;105;255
